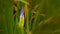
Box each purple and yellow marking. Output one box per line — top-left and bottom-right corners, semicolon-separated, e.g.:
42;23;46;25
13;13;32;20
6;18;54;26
19;7;24;27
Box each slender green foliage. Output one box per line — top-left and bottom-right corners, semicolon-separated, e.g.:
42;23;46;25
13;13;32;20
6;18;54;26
0;0;60;34
0;0;14;34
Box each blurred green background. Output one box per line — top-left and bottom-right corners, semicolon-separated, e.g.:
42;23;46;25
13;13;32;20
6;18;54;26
0;0;60;34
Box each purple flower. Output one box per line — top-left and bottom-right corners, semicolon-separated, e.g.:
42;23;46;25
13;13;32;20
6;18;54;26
20;7;24;17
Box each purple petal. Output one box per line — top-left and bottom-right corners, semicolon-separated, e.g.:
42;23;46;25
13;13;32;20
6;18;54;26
20;7;24;17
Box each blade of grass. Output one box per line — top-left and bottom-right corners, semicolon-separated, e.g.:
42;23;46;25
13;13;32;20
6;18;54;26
0;0;14;34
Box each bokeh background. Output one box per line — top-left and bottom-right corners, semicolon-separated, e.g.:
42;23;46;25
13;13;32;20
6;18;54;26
0;0;60;34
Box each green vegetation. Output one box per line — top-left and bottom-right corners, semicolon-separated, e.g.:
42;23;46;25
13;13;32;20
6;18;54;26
0;0;60;34
0;0;14;34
